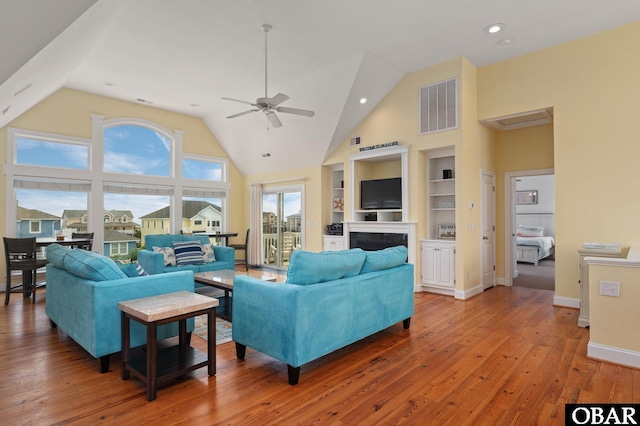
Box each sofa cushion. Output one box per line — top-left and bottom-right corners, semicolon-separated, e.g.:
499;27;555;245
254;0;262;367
286;248;366;285
361;246;408;274
173;241;205;266
63;249;127;281
46;243;71;268
117;261;149;277
153;246;176;267
202;243;216;263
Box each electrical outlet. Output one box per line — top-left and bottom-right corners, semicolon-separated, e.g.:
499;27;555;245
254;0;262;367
600;281;620;297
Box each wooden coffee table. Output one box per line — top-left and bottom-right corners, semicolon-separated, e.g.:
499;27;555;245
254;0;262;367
194;269;281;321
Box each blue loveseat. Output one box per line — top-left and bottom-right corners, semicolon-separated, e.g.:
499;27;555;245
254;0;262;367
138;234;235;275
232;246;414;385
45;244;195;373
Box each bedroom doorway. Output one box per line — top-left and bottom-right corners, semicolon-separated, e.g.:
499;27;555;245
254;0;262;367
504;169;555;289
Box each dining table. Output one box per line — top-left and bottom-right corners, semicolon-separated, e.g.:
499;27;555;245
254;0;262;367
192;232;238;247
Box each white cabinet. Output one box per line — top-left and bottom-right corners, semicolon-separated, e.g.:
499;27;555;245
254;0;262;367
323;235;345;252
420;240;455;295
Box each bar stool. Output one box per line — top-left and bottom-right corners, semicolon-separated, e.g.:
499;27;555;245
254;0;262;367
228;229;249;271
3;237;48;305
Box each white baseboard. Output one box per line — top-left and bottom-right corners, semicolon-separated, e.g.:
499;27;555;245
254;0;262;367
455;284;484;300
553;295;580;309
588;341;640;369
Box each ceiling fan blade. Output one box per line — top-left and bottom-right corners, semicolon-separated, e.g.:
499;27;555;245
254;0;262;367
265;111;282;128
221;97;256;106
276;106;315;117
227;109;258;119
269;93;289;106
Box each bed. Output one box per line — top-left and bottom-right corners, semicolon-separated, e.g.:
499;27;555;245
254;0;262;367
515;224;555;265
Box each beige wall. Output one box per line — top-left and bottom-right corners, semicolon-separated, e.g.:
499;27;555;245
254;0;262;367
479;21;640;301
0;88;244;277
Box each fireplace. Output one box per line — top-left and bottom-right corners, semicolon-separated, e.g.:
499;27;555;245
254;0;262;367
350;232;408;251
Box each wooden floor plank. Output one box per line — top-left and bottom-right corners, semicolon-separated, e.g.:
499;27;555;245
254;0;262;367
1;283;639;425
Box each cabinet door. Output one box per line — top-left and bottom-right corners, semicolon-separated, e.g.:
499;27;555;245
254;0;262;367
420;243;437;285
323;237;344;252
437;244;455;288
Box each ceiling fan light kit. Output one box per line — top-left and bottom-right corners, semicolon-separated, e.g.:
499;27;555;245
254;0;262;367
222;24;315;128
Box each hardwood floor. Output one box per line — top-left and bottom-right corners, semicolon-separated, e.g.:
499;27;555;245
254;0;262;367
2;284;639;425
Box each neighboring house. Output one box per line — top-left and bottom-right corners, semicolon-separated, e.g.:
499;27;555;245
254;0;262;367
62;209;139;235
103;230;139;258
140;200;222;245
262;212;277;234
16;206;62;238
286;213;301;232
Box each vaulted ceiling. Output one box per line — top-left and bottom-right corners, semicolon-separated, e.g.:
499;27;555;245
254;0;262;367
2;0;640;175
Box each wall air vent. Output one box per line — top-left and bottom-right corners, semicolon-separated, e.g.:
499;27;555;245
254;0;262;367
419;78;458;135
482;108;553;131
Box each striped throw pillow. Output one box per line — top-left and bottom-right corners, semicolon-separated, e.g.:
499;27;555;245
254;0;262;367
173;241;205;266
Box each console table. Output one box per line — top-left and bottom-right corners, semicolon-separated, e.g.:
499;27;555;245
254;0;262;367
119;291;218;401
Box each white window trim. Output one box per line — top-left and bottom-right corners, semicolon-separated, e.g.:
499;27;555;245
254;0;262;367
29;221;41;234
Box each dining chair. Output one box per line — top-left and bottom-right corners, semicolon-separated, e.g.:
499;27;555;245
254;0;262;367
71;232;94;251
228;229;249;271
3;237;48;305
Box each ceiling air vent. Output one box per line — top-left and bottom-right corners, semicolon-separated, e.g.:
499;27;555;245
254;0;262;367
419;78;458;135
482;108;553;131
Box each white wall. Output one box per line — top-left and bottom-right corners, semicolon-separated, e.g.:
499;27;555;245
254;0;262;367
516;174;554;214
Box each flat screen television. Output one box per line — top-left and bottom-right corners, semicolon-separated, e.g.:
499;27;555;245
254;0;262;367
360;177;402;210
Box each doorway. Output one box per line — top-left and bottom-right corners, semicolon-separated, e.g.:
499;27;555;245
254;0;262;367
262;185;304;269
504;170;555;289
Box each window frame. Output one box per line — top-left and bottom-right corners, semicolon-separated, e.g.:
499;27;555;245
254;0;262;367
6;116;231;254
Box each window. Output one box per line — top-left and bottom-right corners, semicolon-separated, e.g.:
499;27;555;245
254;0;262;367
103;125;170;176
16;137;89;170
6;119;230;254
29;221;41;234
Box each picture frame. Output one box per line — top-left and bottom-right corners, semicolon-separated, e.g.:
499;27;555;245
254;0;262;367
438;224;456;240
516;190;538;205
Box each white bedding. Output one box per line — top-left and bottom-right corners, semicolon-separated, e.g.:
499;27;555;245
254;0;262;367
516;236;555;259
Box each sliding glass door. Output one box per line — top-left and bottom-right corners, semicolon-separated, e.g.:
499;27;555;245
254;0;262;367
262;186;303;268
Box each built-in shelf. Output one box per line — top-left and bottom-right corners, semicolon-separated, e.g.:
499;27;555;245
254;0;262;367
427;147;455;240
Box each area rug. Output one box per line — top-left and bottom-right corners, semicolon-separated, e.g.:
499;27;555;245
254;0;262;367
193;314;233;345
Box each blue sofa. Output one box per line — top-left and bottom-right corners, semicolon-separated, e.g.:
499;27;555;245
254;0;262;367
45;244;195;373
138;234;235;275
232;246;414;385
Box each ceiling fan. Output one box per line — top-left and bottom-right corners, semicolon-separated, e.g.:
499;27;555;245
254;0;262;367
222;24;315;128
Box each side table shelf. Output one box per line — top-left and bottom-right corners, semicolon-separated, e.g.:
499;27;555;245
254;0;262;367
119;291;218;401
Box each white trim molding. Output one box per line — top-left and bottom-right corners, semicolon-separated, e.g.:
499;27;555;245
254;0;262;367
588;342;640;369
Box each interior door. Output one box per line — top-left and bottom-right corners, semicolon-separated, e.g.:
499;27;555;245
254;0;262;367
262;186;303;269
481;171;496;290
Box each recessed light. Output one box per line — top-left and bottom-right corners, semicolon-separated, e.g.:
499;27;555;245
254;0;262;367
360;97;368;104
484;23;505;34
499;37;513;45
105;82;115;87
190;103;199;107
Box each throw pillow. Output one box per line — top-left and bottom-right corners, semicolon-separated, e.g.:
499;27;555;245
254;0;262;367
202;243;216;263
153;246;176;267
117;261;149;277
360;245;408;274
173;241;205;266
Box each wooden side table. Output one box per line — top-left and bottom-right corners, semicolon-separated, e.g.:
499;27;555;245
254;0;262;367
118;291;218;401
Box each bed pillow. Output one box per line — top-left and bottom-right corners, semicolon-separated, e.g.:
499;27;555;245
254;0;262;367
172;241;205;266
153;246;176;267
517;225;544;237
